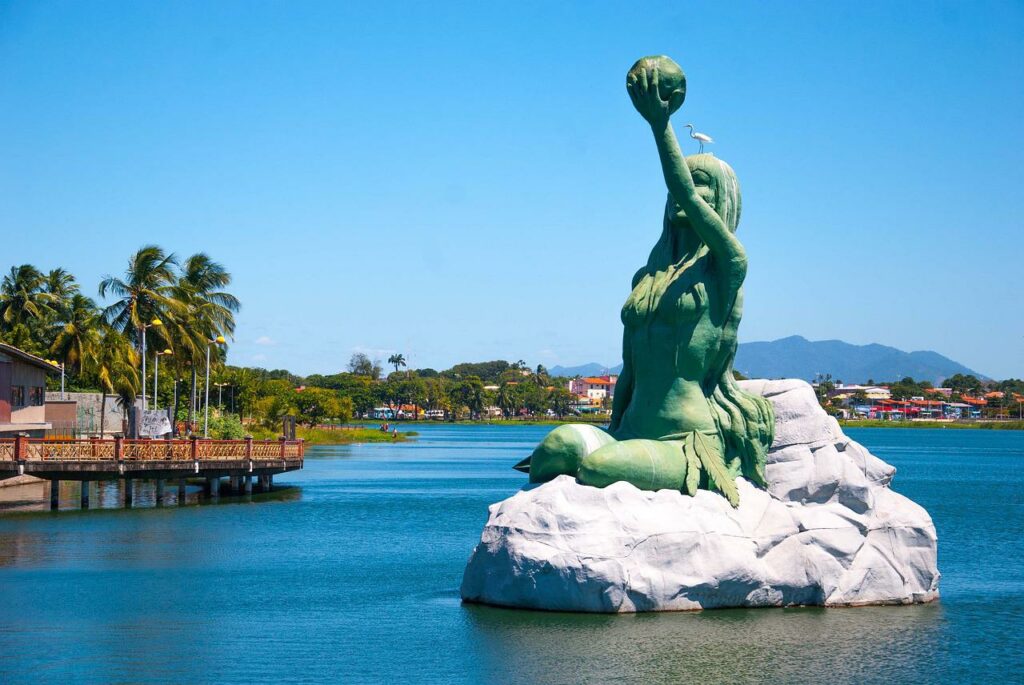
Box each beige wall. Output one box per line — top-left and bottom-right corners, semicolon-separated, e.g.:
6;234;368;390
45;400;77;423
44;391;132;436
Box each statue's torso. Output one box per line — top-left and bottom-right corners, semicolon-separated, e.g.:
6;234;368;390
617;255;721;439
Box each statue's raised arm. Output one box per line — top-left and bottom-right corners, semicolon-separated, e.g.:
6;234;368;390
626;60;748;310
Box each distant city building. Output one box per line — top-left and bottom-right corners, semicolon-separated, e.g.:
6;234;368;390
828;384;892;401
569;375;618;404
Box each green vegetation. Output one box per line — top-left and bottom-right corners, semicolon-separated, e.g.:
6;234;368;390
296;426;416;445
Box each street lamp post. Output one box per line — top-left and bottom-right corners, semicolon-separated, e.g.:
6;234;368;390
204;335;226;437
141;317;163;411
154;349;172;410
215;382;229;410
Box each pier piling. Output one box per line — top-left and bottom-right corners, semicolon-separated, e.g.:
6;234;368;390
125;478;134;508
81;481;89;509
50;480;59;510
178;478;186;504
156;479;165;505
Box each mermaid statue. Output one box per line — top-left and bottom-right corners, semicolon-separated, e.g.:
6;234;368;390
515;56;774;506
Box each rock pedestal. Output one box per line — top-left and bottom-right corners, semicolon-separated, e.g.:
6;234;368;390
460;379;939;612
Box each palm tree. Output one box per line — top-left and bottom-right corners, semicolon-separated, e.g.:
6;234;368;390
168;254;240;427
458;379;484;419
49;294;100;375
0;264;54;328
44;268;80;306
98;246;178;347
94;328;139;436
388;353;407;374
496;384;514;419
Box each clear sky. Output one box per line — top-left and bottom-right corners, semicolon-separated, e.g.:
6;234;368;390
2;1;1022;378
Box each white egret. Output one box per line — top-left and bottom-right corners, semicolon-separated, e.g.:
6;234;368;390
684;124;713;153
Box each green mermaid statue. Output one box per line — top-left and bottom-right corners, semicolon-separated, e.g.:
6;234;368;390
515;56;774;506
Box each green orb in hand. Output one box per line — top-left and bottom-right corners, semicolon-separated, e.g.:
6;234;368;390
627;55;686;115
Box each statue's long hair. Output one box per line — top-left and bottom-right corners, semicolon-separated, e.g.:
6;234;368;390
628;154;774;483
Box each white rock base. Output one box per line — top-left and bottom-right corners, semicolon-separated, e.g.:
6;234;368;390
460;379;939;612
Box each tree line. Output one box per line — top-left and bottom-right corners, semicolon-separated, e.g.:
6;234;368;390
216;354;580;428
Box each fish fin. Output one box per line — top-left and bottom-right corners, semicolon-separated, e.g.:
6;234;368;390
693;431;739;507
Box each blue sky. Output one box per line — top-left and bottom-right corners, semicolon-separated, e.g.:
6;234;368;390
2;1;1022;378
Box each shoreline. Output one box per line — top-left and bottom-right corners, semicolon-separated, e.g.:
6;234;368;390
839;419;1024;431
348;418;1024;432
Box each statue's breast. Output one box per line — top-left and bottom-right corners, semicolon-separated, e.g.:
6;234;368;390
662;279;707;325
621;263;709;329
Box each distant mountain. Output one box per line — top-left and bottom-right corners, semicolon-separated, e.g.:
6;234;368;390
549;362;622;378
552;336;984;384
733;336;985;384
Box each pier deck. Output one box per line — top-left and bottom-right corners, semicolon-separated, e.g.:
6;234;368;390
0;435;304;508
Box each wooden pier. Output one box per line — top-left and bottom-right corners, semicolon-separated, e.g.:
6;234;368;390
0;435;304;509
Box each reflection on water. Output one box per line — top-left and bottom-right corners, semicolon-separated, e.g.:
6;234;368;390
0;486;301;569
465;602;948;684
0;479;301;515
0;424;1020;684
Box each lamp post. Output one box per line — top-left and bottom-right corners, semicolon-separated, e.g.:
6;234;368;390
154;349;172;410
172;377;182;436
215;382;229;410
141;317;163;411
204;335;226;437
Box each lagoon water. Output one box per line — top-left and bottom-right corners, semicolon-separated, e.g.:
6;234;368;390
1;425;1022;684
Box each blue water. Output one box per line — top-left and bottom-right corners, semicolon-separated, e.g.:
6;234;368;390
0;425;1022;684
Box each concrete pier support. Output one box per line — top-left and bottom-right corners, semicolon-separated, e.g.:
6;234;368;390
208;477;221;498
80;481;90;509
50;480;59;510
230;476;241;493
244;475;252;495
258;474;272;492
124;478;134;508
156;479;165;505
178;478;187;504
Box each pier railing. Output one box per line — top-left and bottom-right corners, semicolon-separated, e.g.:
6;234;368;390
0;436;304;462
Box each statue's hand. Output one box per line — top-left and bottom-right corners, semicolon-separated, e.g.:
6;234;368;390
627;65;682;128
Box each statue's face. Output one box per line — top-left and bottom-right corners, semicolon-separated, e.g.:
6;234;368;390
691;168;717;210
668;168;718;222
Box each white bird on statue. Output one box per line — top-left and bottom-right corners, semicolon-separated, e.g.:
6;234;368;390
684;124;713;154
